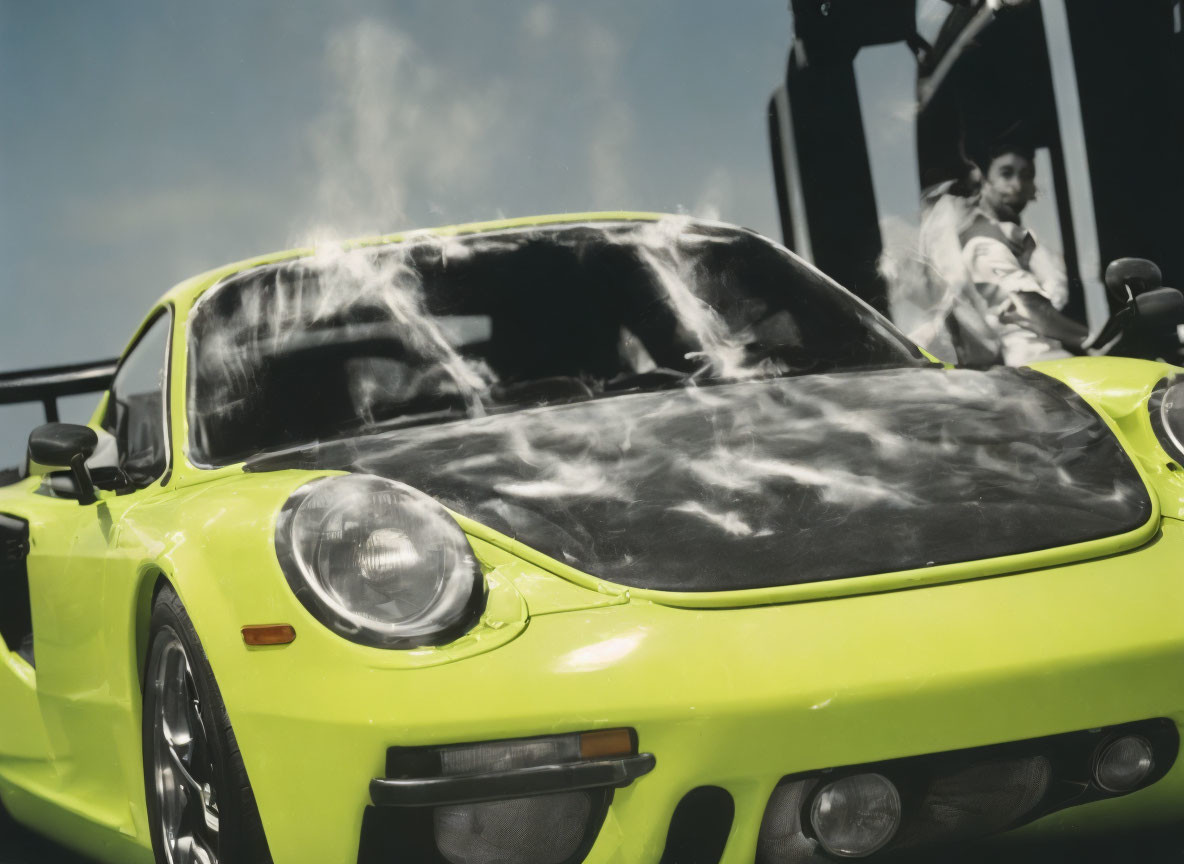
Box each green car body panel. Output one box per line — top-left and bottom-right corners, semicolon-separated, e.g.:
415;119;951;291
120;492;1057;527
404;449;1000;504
0;213;1182;862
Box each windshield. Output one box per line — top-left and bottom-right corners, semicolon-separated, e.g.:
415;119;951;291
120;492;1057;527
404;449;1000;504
187;218;924;466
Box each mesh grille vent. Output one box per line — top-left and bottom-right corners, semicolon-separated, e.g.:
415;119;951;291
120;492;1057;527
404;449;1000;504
434;791;592;864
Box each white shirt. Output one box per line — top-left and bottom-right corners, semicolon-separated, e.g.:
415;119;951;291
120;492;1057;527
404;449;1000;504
961;211;1071;365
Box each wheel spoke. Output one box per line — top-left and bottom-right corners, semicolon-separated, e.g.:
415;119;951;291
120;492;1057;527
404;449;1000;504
172;652;190;729
188;700;211;782
193;819;218;864
166;738;203;792
176;835;213;864
162;654;193;762
200;783;220;836
162;714;193;756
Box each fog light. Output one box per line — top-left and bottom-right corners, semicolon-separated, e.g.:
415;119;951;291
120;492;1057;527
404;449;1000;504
1094;735;1154;793
810;773;901;858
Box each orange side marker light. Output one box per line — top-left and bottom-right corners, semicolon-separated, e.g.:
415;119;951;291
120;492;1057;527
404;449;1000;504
242;624;296;646
579;728;635;759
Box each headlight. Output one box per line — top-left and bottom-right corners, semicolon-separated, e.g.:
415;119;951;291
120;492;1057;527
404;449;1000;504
1149;379;1184;462
275;474;485;648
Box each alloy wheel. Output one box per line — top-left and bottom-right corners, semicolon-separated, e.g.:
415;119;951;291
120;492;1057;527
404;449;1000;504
151;633;221;864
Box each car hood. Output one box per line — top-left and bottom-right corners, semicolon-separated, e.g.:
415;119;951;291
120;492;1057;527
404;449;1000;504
247;367;1153;593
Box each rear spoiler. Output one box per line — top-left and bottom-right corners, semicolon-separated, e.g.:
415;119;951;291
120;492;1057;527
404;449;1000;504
0;359;118;423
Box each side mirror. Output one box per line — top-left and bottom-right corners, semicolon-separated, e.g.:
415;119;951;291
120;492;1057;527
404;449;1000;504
1129;287;1184;362
28;423;98;505
1134;287;1184;327
1105;258;1162;302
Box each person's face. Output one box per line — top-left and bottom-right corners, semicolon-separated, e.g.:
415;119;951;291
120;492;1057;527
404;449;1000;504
982;152;1036;218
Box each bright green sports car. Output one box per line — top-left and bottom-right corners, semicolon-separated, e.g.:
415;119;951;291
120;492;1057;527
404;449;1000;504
2;213;1184;864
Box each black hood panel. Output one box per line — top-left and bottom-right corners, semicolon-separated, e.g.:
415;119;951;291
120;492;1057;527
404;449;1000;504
248;368;1153;592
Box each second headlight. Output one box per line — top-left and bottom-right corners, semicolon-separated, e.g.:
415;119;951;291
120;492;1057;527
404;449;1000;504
275;474;486;649
1149;379;1184;462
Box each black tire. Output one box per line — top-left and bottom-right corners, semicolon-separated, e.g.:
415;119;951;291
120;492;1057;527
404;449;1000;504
142;584;272;864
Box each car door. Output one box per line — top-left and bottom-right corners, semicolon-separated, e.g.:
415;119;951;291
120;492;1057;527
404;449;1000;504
12;307;173;833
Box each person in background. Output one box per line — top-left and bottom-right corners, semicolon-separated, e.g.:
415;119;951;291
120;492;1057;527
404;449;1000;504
959;142;1089;365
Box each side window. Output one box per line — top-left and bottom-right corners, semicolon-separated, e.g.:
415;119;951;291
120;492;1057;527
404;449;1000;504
103;310;172;487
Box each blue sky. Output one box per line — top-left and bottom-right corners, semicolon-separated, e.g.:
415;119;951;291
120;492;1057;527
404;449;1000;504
0;1;933;462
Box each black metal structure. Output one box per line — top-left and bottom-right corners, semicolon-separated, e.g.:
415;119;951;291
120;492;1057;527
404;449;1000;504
0;359;118;423
769;0;1184;324
769;0;917;314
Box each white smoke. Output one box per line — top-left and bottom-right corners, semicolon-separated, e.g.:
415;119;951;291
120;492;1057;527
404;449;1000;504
880;213;961;363
302;19;509;239
297;11;644;243
522;3;557;41
579;22;636;208
690;167;734;223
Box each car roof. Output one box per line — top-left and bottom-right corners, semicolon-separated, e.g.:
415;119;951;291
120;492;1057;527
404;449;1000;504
160;211;670;311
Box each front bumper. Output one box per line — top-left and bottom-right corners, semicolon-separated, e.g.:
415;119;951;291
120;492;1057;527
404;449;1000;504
216;519;1184;863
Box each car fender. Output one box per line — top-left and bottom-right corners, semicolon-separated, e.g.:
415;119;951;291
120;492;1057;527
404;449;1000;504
1033;356;1184;520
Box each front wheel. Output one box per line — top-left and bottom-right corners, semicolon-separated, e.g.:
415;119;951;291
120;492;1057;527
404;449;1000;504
142;585;271;864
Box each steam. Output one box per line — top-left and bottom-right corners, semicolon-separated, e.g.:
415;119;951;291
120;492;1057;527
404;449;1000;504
190;232;499;450
880;191;986;364
881;215;954;359
631;216;755;378
582;22;636;209
309;240;495;418
671;502;757;537
689;167;734;223
304;20;509;237
523;4;557;41
297;11;643;239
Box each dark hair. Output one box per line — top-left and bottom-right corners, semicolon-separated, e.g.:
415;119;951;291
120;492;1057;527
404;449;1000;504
971;133;1036;172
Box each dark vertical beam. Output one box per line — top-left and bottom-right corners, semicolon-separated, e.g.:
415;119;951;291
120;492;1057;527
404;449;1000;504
1063;0;1184;290
784;47;888;312
1031;1;1088;323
